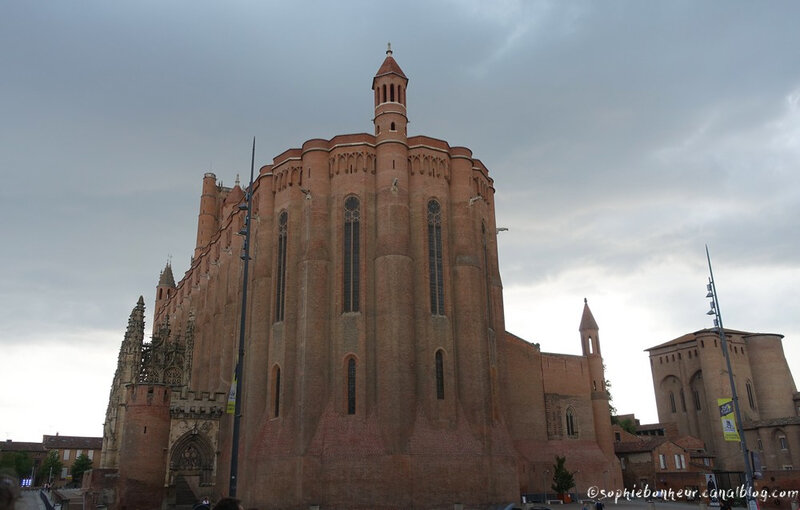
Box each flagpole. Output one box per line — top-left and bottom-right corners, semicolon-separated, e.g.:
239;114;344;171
229;137;255;498
705;245;756;510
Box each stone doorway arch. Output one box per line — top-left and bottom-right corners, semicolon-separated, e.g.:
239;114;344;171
169;430;215;491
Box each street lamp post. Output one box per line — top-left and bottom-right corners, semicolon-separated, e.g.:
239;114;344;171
229;138;256;498
705;246;757;510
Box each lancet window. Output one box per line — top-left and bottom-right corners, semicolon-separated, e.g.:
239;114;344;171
272;365;281;418
275;211;288;322
427;200;444;315
347;357;357;415
343;196;360;312
566;407;577;437
435;350;445;400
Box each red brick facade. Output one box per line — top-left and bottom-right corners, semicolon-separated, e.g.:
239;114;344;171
99;48;621;509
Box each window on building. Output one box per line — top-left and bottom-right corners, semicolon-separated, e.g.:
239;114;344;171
63;450;69;461
780;436;788;450
61;467;68;479
620;457;626;470
746;381;756;409
273;365;281;418
347;358;356;415
675;454;681;469
343;196;360;312
693;389;702;411
427;200;444;315
680;454;686;469
435;350;445;400
87;450;93;460
615;432;621;442
275;211;288;322
669;392;676;413
783;465;794;470
704;458;711;466
566;408;577;437
76;449;82;458
659;454;666;469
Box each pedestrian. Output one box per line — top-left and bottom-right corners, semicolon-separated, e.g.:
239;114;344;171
0;473;20;510
595;499;604;510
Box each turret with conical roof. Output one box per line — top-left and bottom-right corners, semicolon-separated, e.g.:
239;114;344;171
579;298;615;460
154;261;176;331
372;45;416;451
372;43;409;144
580;297;600;356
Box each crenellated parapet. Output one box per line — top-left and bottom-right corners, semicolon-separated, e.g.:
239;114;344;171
169;389;228;419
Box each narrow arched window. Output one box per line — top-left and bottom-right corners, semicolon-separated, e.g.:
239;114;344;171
669;392;676;413
382;84;387;103
566;408;576;436
390;121;396;131
272;366;281;418
390;83;395;102
275;211;288;322
435;350;445;400
347;357;356;415
746;381;755;409
427;200;444;315
343;197;360;312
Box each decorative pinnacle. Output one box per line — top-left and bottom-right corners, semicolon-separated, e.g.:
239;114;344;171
235;173;240;187
387;42;392;55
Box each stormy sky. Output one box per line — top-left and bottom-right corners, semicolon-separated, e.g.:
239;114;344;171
1;1;798;442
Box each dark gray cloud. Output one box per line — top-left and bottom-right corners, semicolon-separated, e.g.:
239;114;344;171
1;0;799;439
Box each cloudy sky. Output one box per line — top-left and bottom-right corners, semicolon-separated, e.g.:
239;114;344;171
1;1;798;442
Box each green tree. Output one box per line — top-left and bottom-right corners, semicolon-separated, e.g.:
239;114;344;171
70;453;92;484
0;451;32;480
37;451;62;485
551;455;575;499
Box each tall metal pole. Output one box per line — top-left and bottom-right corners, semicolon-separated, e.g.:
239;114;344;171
705;245;756;510
229;138;256;497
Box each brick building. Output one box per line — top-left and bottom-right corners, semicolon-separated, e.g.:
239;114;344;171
97;48;622;509
647;328;800;476
613;421;713;494
43;434;102;485
1;435;101;487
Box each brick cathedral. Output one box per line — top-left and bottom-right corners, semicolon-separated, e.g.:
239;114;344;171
96;48;622;509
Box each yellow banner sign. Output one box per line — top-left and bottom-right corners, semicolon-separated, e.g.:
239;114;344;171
227;373;237;414
718;398;740;442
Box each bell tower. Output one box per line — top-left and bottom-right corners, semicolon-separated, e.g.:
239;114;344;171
372;43;408;141
372;45;415;451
